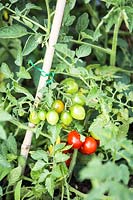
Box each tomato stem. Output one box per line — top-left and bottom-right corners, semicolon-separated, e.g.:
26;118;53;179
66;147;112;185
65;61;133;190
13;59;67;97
110;12;123;66
68;149;78;182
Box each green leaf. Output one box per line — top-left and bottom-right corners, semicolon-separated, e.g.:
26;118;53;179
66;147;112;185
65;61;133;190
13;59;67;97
23;34;42;56
55;43;75;58
1;63;13;79
0;110;12;121
25;3;42;10
0;155;11;181
80;157;131;200
52;165;62;178
30;150;48;162
14;180;22;200
7;91;17;105
76;44;91;58
0;3;4;11
9;0;19;3
13;82;34;101
0;24;28;38
45;176;54;197
16;66;31;79
38;169;49;183
76;13;89;33
6;135;17;154
0;125;7;140
32;160;46;171
47;124;62;145
8;166;22;186
55;152;69;163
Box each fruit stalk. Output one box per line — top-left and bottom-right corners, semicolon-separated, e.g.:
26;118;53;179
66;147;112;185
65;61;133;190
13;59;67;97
20;0;66;169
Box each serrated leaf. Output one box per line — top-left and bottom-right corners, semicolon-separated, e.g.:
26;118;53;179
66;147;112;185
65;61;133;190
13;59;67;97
30;150;48;162
52;165;62;178
14;180;22;200
55;43;75;58
0;154;11;169
8;166;22;186
0;125;7;140
25;3;42;10
16;66;31;79
76;44;91;58
45;176;54;197
6;135;17;154
38;169;49;183
55;152;69;163
32;160;46;171
48;124;62;145
0;110;12;121
13;82;34;101
23;34;42;56
1;63;13;78
7;92;17;105
76;13;89;33
0;25;28;38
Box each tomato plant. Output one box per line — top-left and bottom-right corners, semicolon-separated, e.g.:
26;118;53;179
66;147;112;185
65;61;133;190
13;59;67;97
67;130;83;149
0;0;133;200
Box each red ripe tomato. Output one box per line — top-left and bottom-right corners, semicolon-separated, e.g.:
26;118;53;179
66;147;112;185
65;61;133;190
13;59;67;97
67;130;82;149
80;137;97;154
52;99;65;113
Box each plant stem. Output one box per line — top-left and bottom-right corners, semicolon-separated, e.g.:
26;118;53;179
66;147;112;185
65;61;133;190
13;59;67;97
45;0;51;34
110;13;123;66
71;39;111;55
5;7;47;32
68;185;87;198
68;149;78;182
20;0;67;171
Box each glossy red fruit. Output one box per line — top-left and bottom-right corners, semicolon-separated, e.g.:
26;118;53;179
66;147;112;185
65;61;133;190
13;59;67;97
80;137;97;154
67;130;82;149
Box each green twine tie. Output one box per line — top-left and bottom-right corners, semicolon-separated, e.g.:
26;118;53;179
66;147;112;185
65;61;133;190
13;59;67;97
28;60;54;85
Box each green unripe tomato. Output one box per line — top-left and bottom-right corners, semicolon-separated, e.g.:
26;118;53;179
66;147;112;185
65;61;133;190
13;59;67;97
62;78;79;94
29;111;40;124
46;110;59;125
60;111;72;126
70;104;85;120
38;110;46;121
72;93;86;106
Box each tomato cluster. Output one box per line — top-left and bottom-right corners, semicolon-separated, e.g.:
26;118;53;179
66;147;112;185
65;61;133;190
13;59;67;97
67;130;99;155
29;78;87;126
